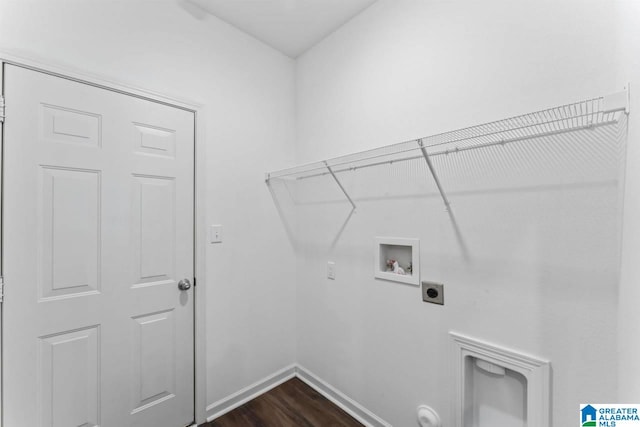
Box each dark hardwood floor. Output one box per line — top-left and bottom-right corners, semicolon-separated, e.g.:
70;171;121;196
204;378;364;427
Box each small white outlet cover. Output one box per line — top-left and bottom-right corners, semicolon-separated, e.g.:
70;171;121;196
209;225;223;243
327;261;336;280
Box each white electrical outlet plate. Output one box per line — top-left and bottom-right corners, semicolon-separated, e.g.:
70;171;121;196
327;261;336;280
209;225;223;243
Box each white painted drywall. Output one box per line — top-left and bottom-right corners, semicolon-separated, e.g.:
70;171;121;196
294;1;638;426
0;0;297;421
616;0;640;402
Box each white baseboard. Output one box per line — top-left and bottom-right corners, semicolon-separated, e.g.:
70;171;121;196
204;364;391;427
205;364;297;421
295;365;392;427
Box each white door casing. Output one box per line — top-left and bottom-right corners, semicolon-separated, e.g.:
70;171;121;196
2;64;195;427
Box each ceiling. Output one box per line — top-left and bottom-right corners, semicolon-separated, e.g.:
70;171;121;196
182;0;378;58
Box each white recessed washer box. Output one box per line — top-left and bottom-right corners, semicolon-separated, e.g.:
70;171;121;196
374;237;420;286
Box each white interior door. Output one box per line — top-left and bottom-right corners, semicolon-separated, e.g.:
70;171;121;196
2;64;195;427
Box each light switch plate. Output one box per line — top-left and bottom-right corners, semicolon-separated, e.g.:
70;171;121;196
210;225;223;243
327;261;336;280
422;281;444;305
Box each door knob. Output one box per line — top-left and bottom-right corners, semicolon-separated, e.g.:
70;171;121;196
178;279;192;291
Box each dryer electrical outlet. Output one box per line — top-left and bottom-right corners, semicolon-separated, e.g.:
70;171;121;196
422;281;444;305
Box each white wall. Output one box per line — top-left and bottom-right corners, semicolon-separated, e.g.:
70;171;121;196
616;0;640;402
0;0;297;422
294;1;638;426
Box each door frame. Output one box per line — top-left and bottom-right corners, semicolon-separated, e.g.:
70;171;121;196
0;52;208;426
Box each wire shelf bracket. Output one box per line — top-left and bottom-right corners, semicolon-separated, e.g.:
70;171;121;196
418;138;451;211
324;161;357;211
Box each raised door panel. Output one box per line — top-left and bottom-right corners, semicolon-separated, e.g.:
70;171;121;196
41;104;102;147
133;123;176;158
39;326;100;427
131;310;176;414
131;175;176;288
39;166;101;300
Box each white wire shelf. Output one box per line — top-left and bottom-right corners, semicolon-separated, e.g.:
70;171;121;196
265;90;629;210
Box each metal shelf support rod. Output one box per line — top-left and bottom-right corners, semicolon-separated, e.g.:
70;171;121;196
418;139;451;211
324;161;356;210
